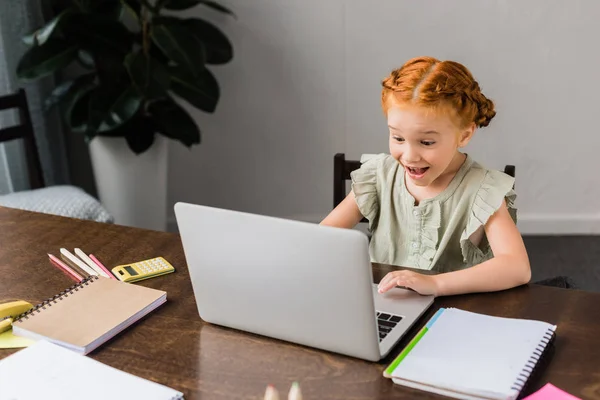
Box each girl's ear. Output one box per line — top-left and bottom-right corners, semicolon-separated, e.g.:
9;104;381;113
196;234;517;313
458;123;476;148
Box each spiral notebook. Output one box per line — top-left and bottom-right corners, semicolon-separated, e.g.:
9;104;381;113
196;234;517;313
0;340;183;400
12;276;166;355
384;308;557;400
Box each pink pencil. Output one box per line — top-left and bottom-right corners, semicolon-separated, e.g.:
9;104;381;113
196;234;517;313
89;254;117;280
48;253;84;282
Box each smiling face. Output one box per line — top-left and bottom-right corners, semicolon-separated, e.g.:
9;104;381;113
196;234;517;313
387;104;475;187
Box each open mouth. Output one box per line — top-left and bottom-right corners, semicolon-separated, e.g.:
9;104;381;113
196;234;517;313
406;166;429;178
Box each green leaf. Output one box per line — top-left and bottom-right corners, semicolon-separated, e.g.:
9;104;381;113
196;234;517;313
122;0;142;22
163;0;198;10
64;15;132;84
125;130;155;154
164;0;236;17
149;42;171;66
22;10;74;46
100;112;147;136
16;39;78;81
151;17;206;77
68;91;94;134
121;116;156;154
77;50;95;69
149;98;200;146
73;0;92;12
125;51;170;99
93;51;129;86
169;66;219;112
88;86;143;134
63;76;98;133
44;73;96;111
196;0;235;17
45;80;76;111
64;14;133;55
183;18;233;64
93;0;125;20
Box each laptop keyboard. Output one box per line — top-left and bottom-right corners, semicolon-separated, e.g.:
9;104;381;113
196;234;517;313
376;311;403;342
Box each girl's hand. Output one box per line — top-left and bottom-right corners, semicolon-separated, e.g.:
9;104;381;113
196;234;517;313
377;270;439;296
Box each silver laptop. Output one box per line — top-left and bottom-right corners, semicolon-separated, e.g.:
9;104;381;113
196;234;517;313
174;202;434;361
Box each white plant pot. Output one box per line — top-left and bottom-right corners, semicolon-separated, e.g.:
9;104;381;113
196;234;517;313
89;135;168;231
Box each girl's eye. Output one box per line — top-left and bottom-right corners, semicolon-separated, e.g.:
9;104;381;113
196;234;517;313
422;141;435;146
393;136;404;142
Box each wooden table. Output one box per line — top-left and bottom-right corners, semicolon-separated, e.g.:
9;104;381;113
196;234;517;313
1;206;599;400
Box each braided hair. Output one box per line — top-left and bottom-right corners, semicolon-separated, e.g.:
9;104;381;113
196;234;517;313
381;56;496;128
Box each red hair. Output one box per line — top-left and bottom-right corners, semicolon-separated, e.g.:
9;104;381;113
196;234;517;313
381;56;496;128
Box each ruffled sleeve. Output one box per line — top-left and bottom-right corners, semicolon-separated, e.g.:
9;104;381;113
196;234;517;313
350;154;385;230
460;169;517;265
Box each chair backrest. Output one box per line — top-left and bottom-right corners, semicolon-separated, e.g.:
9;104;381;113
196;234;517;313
333;152;515;210
0;89;44;189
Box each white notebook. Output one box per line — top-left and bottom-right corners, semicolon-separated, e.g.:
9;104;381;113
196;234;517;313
384;308;557;400
0;340;184;400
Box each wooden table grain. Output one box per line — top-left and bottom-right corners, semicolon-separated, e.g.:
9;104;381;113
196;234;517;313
1;206;599;400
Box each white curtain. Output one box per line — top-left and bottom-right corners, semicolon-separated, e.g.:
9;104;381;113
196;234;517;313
0;0;69;194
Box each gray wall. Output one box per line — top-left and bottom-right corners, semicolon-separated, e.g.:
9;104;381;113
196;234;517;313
166;0;600;233
55;0;597;234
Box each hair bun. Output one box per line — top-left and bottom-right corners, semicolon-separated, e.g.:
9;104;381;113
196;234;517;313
475;96;496;128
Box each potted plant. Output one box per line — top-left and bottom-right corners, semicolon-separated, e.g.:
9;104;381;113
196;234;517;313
15;0;234;230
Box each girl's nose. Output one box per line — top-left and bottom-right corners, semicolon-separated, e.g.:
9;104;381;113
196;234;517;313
403;146;421;163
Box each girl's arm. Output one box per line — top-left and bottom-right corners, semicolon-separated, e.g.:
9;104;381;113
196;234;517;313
378;200;531;296
433;200;531;295
320;192;364;229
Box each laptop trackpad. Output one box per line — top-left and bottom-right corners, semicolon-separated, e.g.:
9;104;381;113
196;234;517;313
372;284;434;318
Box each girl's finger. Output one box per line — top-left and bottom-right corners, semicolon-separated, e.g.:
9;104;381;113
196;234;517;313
378;271;412;292
377;279;390;292
378;273;396;288
378;278;399;293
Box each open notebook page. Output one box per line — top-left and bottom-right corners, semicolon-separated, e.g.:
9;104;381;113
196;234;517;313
392;308;556;399
0;340;183;400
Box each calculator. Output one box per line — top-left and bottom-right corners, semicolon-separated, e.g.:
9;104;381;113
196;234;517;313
111;257;175;283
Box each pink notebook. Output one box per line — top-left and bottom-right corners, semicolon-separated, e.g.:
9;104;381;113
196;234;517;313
523;383;580;400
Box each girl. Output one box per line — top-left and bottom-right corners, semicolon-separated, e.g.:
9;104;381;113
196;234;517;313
321;56;530;297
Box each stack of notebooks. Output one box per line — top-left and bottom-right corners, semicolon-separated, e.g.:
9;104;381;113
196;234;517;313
11;276;166;354
0;340;183;400
384;308;557;400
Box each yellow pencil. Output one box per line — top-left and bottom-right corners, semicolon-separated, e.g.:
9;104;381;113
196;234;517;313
288;382;303;400
264;384;280;400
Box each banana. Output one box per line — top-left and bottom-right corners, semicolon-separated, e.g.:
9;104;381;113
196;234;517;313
0;317;12;333
0;300;33;333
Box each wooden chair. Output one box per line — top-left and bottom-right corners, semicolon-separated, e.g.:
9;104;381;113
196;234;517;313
0;89;44;189
333;152;515;216
0;89;113;223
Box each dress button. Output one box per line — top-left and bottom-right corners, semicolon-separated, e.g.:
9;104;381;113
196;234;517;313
413;210;420;217
412;242;418;249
